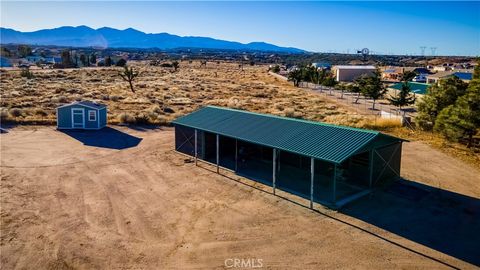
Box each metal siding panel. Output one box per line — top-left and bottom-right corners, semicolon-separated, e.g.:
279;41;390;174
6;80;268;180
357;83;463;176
172;106;397;163
57;106;72;128
100;108;107;127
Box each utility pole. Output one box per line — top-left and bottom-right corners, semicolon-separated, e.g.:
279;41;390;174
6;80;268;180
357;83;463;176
420;46;426;56
420;46;427;66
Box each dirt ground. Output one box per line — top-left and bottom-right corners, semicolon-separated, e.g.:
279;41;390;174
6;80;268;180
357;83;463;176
1;126;479;269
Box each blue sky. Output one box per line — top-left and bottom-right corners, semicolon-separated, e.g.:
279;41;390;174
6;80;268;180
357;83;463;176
1;1;479;56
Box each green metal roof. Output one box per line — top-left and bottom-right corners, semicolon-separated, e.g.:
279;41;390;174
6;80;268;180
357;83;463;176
173;106;404;164
389;82;430;95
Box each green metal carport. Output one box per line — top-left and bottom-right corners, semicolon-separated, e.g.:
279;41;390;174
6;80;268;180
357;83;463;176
173;106;406;208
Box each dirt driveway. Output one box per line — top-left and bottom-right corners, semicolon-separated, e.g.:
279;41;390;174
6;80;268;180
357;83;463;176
1;126;479;269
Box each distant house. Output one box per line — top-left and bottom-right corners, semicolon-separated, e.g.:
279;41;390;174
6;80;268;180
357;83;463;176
426;71;454;84
433;66;452;72
311;62;331;70
332;65;376;82
57;101;107;130
25;56;61;65
44;57;62;64
426;71;473;84
382;66;431;81
26;56;44;63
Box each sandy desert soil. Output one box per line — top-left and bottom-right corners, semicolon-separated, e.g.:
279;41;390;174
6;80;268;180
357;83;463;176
2;61;478;170
1;126;479;269
0;62;365;126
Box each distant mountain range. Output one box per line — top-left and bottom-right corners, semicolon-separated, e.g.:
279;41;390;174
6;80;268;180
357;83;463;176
0;26;304;53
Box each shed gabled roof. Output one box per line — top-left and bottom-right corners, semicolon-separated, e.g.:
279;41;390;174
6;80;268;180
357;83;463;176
173;106;405;164
57;100;107;110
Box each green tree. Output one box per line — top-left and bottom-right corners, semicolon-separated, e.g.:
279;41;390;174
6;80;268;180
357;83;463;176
1;47;12;57
172;60;179;72
349;83;362;103
90;54;97;64
288;68;303;87
116;58;127;67
80;54;88;67
105;56;113;67
473;58;480;80
61;50;73;67
388;82;416;111
359;69;386;110
270;65;280;73
416;76;469;129
119;65;139;93
434;80;480;147
400;70;417;81
17;45;32;58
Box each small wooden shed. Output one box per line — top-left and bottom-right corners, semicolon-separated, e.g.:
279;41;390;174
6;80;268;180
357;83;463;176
56;101;107;130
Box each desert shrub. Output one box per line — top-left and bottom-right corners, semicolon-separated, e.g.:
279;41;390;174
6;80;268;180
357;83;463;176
54;87;66;94
52;96;68;103
270;65;280;73
116;58;127;67
156;115;169;125
135;113;150;124
150;105;163;114
101;95;110;101
20;68;34;79
253;92;269;98
160;63;173;68
34;108;48;118
9;108;23;118
148;112;159;122
118;113;136;124
284;108;295;118
275;103;285;111
164;107;175;114
361;118;402;130
110;95;120;102
0;109;9;121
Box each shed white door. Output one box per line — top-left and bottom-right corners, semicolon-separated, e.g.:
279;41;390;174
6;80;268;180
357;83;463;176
72;108;84;128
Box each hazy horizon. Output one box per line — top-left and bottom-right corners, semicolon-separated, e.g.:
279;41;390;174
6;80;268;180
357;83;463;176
1;1;479;56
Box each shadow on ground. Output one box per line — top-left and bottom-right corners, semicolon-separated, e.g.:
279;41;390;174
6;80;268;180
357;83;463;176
59;127;142;149
193;159;479;268
122;124;163;132
341;179;480;267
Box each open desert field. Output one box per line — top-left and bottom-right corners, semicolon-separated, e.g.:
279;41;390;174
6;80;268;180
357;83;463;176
0;61;366;126
1;126;479;269
2;61;478;169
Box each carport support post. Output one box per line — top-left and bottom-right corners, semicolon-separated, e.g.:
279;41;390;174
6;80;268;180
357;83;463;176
369;150;374;188
310;157;314;209
194;129;198;166
235;139;238;172
332;164;337;204
216;134;219;173
272;149;276;195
